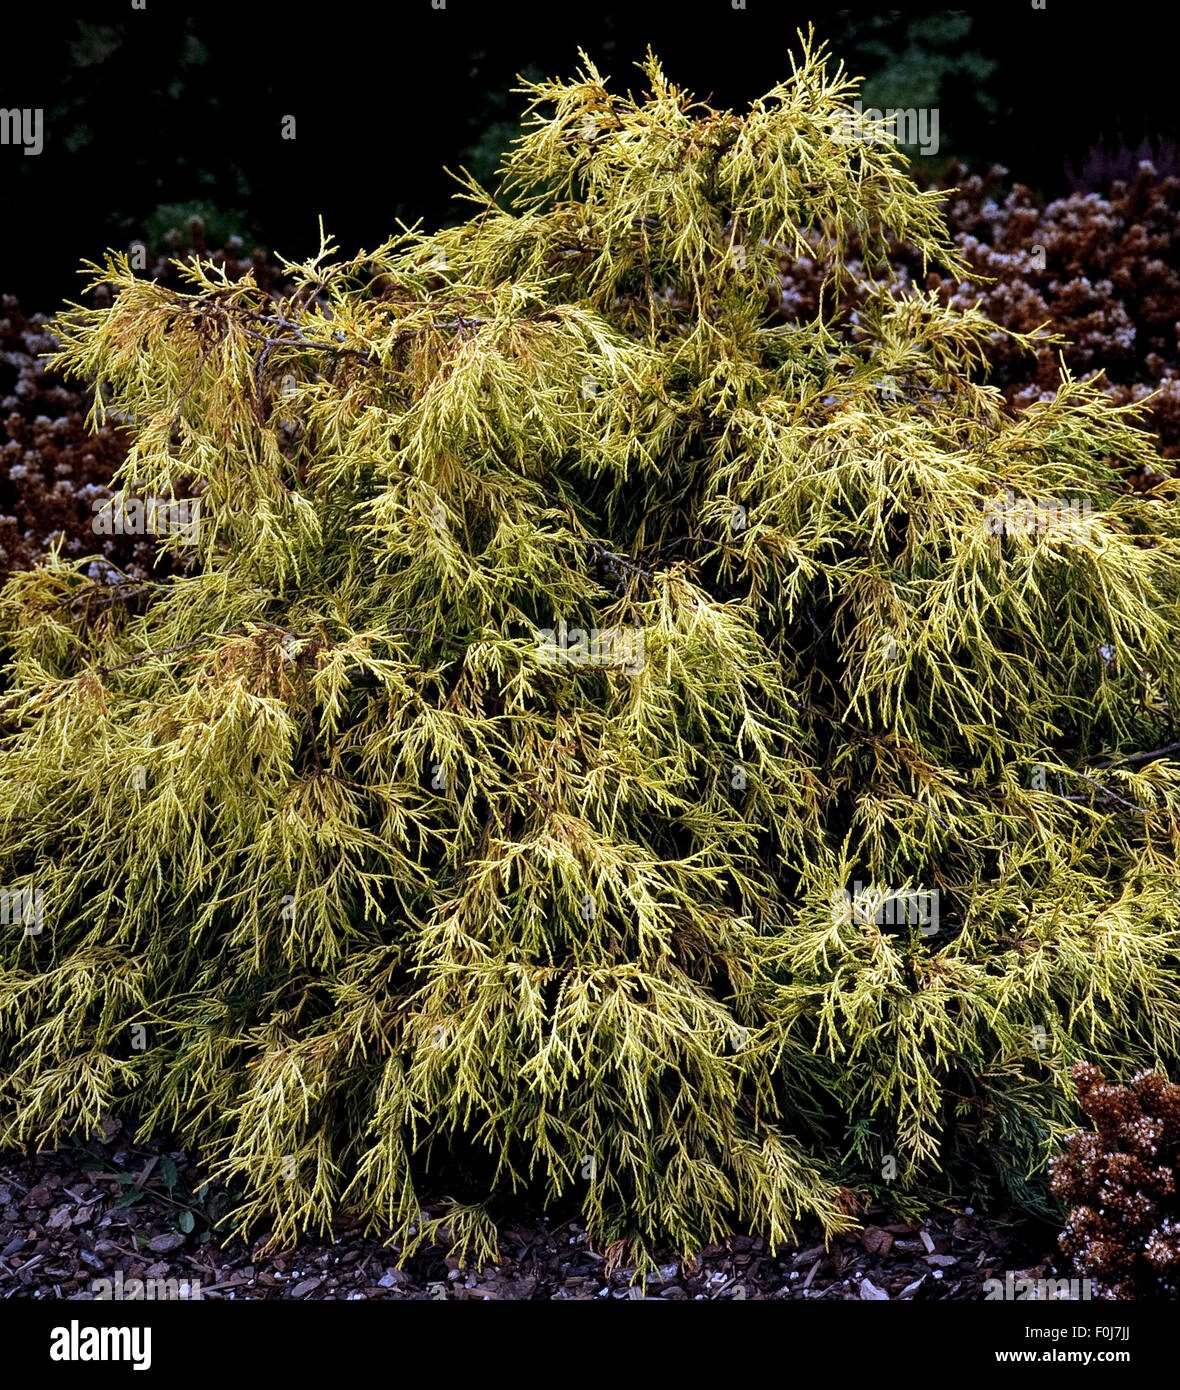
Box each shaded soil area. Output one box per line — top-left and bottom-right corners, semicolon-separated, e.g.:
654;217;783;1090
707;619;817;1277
0;1123;1064;1301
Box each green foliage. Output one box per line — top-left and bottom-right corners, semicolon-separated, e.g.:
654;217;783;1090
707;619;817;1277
141;201;251;256
853;12;997;116
458;62;546;199
68;1140;238;1242
836;9;999;173
4;34;1180;1271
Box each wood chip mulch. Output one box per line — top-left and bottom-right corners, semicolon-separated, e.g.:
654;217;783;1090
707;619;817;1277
0;1120;1065;1301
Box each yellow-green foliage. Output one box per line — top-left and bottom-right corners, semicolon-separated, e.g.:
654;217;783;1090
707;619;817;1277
4;35;1180;1270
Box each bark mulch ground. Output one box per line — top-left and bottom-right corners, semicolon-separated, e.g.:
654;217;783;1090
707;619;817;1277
0;1119;1066;1301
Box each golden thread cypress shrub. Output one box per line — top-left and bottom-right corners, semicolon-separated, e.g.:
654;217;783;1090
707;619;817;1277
1052;1063;1180;1299
3;36;1180;1269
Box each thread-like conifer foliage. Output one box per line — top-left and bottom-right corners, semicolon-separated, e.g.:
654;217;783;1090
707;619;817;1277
3;35;1180;1270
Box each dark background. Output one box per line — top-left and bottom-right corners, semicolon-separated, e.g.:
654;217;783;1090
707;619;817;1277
3;1;1176;310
